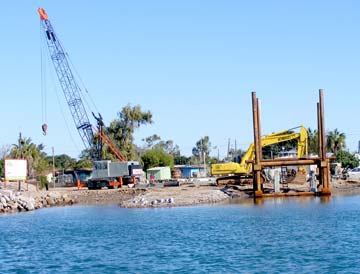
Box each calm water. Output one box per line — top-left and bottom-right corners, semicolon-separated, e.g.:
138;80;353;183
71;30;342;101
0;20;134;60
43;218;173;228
1;196;360;273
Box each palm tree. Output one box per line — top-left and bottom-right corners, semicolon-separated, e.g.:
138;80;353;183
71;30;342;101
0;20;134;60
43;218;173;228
9;137;49;177
307;128;318;155
326;129;346;154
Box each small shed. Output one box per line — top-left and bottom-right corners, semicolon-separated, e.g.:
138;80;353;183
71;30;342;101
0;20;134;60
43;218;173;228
146;166;171;181
176;165;205;178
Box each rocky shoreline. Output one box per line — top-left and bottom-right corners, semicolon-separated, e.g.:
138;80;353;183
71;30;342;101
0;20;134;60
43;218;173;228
0;189;75;214
1;179;360;215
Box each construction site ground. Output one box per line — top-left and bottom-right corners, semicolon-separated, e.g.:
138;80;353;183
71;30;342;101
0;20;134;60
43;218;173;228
66;178;360;207
2;177;360;212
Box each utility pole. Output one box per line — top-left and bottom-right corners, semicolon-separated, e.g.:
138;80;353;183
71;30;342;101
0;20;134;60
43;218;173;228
52;146;55;189
18;132;22;191
203;149;206;177
227;138;230;159
200;139;206;177
18;132;22;158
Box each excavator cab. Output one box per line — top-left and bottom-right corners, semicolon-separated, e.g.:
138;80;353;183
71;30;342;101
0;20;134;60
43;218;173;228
211;126;308;185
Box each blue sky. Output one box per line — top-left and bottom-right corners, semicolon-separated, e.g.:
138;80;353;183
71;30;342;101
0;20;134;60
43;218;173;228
1;1;360;159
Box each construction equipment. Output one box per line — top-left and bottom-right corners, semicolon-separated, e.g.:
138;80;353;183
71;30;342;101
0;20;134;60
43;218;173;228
211;126;308;185
38;8;142;189
55;169;92;188
87;160;142;189
38;8;98;158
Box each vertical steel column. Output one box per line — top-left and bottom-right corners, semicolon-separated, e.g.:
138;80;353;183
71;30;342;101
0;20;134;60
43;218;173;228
317;102;322;159
317;102;323;191
252;92;263;197
319;89;331;194
257;98;263;160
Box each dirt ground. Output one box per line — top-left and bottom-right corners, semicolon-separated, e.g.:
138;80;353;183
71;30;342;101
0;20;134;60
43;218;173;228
2;178;360;211
60;178;360;208
330;179;360;196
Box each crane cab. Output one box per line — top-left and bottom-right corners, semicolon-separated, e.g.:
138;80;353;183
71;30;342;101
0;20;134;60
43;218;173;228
87;160;143;189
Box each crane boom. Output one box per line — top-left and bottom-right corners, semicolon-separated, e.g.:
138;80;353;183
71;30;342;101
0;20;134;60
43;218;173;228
38;8;95;153
37;8;138;189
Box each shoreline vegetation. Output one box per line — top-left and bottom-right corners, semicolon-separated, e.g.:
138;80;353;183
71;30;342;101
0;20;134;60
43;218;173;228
1;179;360;215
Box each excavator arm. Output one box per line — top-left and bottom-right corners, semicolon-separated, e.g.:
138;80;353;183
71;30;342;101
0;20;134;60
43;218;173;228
211;126;308;176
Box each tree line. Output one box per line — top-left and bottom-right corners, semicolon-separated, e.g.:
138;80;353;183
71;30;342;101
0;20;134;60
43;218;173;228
0;105;358;179
0;105;215;179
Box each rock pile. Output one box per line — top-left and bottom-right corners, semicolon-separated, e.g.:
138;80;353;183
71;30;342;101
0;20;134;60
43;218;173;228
123;195;175;208
0;190;75;214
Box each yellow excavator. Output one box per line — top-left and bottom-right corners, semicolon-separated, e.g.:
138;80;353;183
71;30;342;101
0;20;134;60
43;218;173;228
211;126;308;185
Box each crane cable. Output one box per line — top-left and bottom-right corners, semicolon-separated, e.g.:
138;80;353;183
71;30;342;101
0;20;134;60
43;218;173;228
66;52;100;116
43;22;100;116
48;63;82;155
40;23;47;135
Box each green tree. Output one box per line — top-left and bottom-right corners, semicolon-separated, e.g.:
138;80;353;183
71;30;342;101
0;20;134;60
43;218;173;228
327;129;346;154
9;137;49;177
262;139;298;159
174;155;191;165
336;150;359;169
78;129;126;162
192;136;211;164
143;134;161;149
46;154;77;170
0;144;10;177
74;158;93;169
208;157;219;165
307;128;319;155
155;140;180;156
306;127;346;155
143;135;180;157
0;160;3;178
108;105;153;160
141;149;174;170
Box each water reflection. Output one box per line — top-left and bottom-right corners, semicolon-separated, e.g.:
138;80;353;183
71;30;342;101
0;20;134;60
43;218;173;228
319;196;331;204
230;195;332;206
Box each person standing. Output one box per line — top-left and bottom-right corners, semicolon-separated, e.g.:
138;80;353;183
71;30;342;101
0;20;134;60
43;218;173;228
150;173;155;183
45;172;53;191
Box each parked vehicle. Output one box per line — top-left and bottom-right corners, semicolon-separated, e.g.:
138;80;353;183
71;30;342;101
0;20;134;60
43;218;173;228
345;167;360;180
55;169;92;187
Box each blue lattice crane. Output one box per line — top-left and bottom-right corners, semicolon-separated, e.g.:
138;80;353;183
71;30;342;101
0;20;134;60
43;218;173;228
38;8;103;160
37;8;139;190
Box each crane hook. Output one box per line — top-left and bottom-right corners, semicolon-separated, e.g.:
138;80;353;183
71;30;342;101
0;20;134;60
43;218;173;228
42;123;48;136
